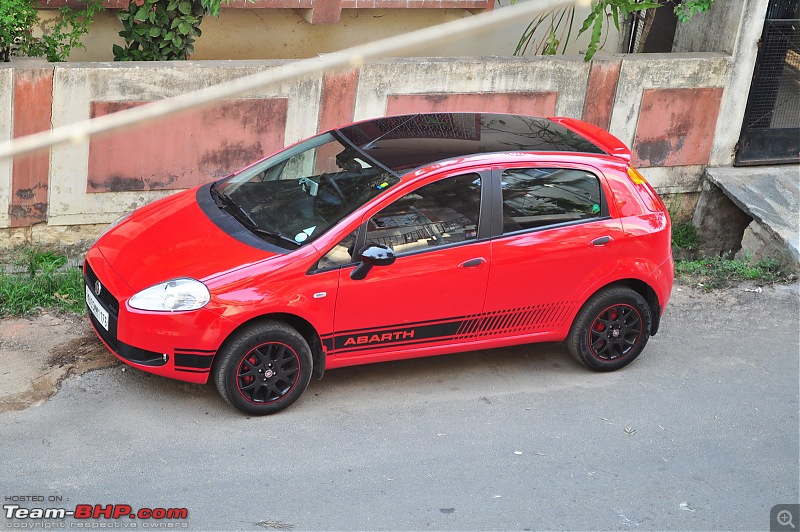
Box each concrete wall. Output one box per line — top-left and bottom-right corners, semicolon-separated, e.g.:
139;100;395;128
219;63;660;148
1;49;738;245
675;0;771;169
0;68;11;231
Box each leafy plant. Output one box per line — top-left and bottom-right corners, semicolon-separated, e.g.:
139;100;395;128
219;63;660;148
0;0;38;62
0;0;102;62
674;0;715;22
512;0;716;62
577;0;661;61
672;221;700;251
114;0;226;61
674;256;788;290
37;1;104;62
514;6;577;56
0;245;84;316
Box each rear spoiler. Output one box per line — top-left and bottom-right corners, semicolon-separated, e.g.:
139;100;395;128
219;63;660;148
549;117;632;163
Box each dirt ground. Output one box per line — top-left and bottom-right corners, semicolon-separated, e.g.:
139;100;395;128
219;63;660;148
0;313;117;413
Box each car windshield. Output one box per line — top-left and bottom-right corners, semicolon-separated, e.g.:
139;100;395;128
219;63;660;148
213;133;399;249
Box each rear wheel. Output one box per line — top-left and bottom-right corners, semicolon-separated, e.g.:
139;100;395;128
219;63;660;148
214;321;312;415
567;286;652;372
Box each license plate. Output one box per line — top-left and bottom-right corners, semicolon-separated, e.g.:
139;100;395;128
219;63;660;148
86;285;109;331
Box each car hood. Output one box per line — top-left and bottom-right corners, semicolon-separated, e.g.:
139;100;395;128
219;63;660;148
96;187;278;293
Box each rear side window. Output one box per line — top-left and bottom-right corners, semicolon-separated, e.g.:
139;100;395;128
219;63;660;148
500;168;605;234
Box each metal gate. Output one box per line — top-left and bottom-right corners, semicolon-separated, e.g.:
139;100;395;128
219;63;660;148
735;0;800;165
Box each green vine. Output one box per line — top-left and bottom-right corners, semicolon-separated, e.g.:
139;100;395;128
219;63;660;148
114;0;226;61
674;0;715;22
0;0;102;62
577;0;661;61
512;0;716;62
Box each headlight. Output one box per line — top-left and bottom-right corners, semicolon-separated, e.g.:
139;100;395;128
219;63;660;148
128;278;210;312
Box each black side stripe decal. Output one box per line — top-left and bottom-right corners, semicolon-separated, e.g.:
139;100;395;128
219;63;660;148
174;351;215;369
324;302;575;356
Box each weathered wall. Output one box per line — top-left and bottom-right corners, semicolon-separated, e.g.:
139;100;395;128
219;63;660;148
0;51;736;245
47;62;322;227
0;68;12;231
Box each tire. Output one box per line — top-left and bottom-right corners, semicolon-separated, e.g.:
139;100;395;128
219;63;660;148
214;321;313;415
567;286;652;372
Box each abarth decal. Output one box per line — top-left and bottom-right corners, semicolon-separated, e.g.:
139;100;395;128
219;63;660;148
323;302;576;356
344;329;416;346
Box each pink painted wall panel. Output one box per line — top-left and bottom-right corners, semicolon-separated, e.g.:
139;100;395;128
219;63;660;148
87;99;288;193
11;66;53;227
632;87;723;167
319;70;359;132
582;60;621;131
386;92;558;117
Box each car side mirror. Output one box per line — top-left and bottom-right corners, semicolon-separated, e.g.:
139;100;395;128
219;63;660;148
350;244;396;280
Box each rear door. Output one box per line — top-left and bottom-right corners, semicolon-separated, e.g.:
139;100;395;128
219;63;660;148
481;163;624;338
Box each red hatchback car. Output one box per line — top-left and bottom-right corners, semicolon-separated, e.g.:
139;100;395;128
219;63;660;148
84;113;673;415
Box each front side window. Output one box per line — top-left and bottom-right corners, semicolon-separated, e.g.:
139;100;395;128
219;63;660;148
364;173;482;255
212;133;398;249
500;168;604;234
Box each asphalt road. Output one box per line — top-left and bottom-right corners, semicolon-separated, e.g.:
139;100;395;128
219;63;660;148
1;283;798;531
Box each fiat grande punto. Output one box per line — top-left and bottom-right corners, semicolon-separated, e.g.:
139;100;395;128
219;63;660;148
84;113;673;415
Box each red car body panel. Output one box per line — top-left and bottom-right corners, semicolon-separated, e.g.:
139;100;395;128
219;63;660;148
83;113;673;390
99;189;277;293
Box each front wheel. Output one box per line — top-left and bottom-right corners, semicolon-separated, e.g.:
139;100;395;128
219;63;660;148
214;321;313;415
567;286;652;372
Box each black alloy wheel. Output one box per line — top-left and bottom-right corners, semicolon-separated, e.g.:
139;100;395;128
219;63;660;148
588;304;642;361
567;286;652;372
214;321;313;415
236;342;300;404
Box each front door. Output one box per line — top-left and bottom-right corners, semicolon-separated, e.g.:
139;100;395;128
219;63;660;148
331;172;491;358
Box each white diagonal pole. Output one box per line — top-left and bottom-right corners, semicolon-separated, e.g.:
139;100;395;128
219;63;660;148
0;0;578;161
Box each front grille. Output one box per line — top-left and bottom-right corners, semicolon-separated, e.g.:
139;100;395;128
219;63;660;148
88;310;118;351
84;259;120;351
84;261;120;316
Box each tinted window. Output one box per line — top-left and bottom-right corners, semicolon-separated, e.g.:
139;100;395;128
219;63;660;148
501;168;604;234
214;133;397;249
365;173;482;255
338;114;604;172
316;231;358;270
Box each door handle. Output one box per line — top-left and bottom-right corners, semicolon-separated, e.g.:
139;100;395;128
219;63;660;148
459;257;487;268
590;236;614;247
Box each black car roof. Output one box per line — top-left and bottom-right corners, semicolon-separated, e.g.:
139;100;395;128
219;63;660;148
336;113;605;174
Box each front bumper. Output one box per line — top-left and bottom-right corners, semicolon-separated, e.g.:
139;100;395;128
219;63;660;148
84;249;235;384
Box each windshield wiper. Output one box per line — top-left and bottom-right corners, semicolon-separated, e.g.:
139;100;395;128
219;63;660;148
249;226;301;248
210;184;300;249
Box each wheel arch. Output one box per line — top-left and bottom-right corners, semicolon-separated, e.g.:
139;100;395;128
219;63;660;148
213;312;326;380
574;277;661;337
591;278;662;336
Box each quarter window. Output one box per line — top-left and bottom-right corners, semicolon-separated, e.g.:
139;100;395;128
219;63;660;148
365;173;482;255
317;231;358;270
500;168;604;234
